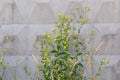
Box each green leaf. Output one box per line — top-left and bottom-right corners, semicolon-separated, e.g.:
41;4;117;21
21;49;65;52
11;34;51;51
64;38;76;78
57;45;61;50
0;77;2;80
50;50;57;53
77;52;83;56
78;63;84;68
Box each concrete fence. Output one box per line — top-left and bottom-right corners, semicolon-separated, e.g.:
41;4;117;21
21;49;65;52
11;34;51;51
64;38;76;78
0;0;120;80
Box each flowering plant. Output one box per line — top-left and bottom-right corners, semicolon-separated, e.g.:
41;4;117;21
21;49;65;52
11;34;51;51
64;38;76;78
33;7;109;80
0;35;10;80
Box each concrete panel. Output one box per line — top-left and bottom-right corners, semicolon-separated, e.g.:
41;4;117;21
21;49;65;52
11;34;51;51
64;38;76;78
94;23;120;54
28;3;56;24
94;2;115;23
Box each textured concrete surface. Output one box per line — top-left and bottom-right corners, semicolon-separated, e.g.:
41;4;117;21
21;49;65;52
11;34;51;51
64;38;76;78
0;24;120;80
0;0;120;23
1;56;120;80
93;55;120;80
0;24;120;55
0;0;120;80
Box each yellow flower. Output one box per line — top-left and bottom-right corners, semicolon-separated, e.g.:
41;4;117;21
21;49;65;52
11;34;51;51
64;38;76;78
85;6;90;11
54;38;57;42
4;35;10;40
62;71;65;73
69;59;72;62
44;58;51;63
80;17;86;23
101;59;110;64
58;13;62;17
46;58;51;63
3;49;7;53
56;33;60;37
101;59;105;63
56;23;61;27
85;53;89;57
75;32;79;35
44;53;48;56
64;15;68;19
66;37;69;41
64;46;67;49
62;32;65;34
0;59;3;63
55;64;59;68
73;40;76;43
45;72;49;76
58;13;63;18
64;41;67;44
88;58;93;67
47;35;50;38
43;63;45;65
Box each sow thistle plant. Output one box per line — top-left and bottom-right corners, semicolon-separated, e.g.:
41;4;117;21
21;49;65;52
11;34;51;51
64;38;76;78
33;8;109;80
0;35;11;80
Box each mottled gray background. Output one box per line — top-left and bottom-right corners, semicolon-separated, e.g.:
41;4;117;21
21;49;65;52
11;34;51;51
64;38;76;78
0;0;120;80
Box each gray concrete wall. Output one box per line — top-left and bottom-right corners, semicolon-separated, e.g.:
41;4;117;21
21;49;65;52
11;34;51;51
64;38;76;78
0;0;120;80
